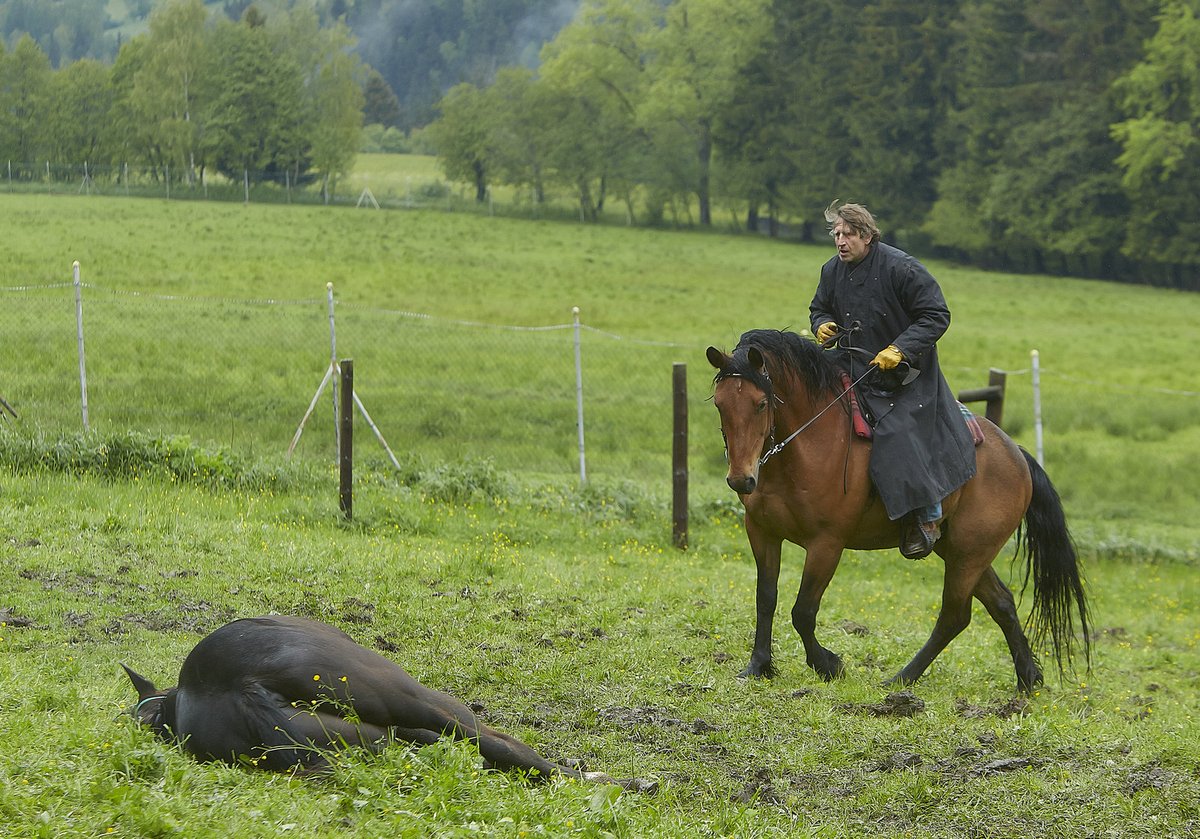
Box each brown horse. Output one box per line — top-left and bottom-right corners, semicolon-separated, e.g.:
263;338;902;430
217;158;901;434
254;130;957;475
706;329;1089;693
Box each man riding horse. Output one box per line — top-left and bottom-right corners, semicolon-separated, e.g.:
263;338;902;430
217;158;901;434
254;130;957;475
810;200;977;559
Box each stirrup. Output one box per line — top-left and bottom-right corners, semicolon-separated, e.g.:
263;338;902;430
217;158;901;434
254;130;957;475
900;520;940;559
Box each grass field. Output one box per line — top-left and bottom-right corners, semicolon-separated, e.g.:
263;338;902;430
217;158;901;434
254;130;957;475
2;182;1198;836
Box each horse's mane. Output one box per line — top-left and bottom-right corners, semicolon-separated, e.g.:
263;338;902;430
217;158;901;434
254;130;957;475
713;329;843;399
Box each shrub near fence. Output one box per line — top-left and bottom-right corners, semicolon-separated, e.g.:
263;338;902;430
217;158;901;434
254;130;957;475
0;278;713;484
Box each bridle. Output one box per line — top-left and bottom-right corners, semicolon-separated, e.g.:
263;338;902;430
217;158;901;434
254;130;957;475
717;362;875;467
756;364;878;466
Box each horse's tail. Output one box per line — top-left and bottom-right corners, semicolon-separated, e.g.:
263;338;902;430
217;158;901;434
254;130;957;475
1017;448;1091;677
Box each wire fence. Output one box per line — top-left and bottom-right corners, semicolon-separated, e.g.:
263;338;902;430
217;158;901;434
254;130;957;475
3;269;1196;492
0;274;730;486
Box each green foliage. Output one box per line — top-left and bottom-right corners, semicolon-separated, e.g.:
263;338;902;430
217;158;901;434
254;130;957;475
0;428;299;491
1110;0;1200;264
0;0;366;190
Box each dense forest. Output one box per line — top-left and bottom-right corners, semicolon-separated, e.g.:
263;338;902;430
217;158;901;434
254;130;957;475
425;0;1200;287
2;0;1199;287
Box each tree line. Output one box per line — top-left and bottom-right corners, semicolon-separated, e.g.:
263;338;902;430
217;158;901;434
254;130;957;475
0;0;364;195
427;0;1200;288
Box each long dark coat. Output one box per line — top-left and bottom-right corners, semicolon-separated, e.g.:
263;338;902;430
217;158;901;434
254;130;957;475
810;241;976;520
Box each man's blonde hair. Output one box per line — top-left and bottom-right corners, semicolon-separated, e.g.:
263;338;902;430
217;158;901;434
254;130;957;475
825;200;880;243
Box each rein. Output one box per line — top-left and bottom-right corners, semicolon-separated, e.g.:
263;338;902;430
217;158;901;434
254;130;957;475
758;364;877;466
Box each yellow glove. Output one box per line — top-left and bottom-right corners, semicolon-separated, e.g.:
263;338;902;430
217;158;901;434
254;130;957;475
872;345;903;370
815;322;838;344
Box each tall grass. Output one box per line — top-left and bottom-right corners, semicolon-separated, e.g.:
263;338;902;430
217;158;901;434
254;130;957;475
2;187;1196;553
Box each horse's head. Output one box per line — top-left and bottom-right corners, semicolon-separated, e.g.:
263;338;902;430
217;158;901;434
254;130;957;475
708;330;843;495
706;343;775;495
121;664;174;738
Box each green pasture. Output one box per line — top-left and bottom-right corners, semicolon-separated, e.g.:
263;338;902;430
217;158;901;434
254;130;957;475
1;186;1198;836
1;187;1196;550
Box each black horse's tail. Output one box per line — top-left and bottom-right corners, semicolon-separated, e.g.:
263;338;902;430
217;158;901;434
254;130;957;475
1017;448;1091;676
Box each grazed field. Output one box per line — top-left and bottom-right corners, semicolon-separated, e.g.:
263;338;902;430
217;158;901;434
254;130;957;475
1;462;1197;837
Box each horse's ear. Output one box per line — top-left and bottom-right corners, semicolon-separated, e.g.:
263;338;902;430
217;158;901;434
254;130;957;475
705;346;728;371
121;664;159;699
747;347;766;374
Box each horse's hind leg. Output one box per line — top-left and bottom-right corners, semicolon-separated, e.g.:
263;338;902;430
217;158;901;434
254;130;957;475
889;558;980;687
972;566;1042;693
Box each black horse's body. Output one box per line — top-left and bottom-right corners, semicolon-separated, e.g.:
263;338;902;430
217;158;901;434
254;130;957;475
124;615;640;786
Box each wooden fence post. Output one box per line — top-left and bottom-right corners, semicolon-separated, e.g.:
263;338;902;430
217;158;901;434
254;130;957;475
339;359;354;520
672;363;688;549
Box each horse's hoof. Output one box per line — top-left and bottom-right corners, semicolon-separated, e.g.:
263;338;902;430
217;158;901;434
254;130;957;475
737;663;775;680
812;654;844;681
884;672;917;688
1016;673;1043;695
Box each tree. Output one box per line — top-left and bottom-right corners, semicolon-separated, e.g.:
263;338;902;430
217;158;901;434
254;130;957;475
427;82;491;202
198;17;305;184
765;0;858;232
538;0;657;222
928;0;1157;268
41;58;113;166
839;0;960;228
1110;0;1200;265
363;67;401;127
711;3;795;235
272;8;365;199
639;0;773;226
113;0;211;182
479;67;552;204
0;35;52;167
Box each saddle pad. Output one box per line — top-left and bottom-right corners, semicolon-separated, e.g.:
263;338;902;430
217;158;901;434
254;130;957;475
839;371;986;447
959;402;985;447
840;371;873;440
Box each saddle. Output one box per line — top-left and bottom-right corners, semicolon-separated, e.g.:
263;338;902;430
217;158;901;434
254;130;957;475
839;371;984;446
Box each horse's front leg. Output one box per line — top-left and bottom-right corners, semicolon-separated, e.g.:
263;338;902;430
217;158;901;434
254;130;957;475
791;538;846;681
740;520;782;679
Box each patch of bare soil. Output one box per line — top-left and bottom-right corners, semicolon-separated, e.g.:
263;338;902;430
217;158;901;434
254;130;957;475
954;696;1029;719
596;705;720;735
839;690;926;717
731;767;787;806
0;607;34;627
1122;762;1181;794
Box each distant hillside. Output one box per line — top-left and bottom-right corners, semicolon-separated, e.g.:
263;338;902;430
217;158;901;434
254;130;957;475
1;0;577;131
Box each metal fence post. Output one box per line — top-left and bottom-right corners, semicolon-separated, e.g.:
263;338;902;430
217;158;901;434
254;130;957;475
573;306;586;483
1032;349;1044;465
73;260;89;432
339;359;354;520
327;283;339;461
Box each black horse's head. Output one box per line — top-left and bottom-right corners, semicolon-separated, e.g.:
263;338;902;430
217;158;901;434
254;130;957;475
122;664;175;739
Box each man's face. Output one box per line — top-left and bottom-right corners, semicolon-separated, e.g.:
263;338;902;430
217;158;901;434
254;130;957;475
832;219;871;265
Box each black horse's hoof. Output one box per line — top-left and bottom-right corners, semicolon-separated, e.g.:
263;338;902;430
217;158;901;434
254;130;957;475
737;662;776;680
811;652;844;681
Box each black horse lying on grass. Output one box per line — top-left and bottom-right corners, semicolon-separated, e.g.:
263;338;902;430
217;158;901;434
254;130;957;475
123;615;653;791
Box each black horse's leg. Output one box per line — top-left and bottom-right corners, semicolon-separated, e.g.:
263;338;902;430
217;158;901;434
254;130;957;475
740;522;782;678
790;540;845;681
889;560;976;686
971;566;1043;693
